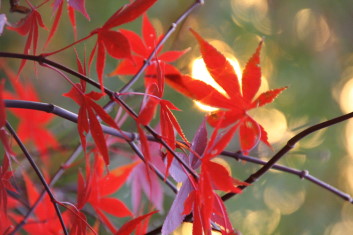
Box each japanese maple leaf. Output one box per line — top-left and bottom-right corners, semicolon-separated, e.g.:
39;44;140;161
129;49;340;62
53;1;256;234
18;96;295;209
1;64;59;159
128;125;166;214
110;14;189;83
45;0;90;46
87;0;158;91
63;83;122;165
7;4;46;73
136;63;188;175
166;29;287;154
163;121;245;235
79;155;137;233
115;210;157;235
14;173;63;234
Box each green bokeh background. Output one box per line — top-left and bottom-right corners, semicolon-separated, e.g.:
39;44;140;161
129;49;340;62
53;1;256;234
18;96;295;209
1;0;353;234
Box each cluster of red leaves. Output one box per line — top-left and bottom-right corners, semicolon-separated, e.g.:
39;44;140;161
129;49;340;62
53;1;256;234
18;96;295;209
167;29;287;154
110;14;189;83
46;0;90;45
1;63;59;160
0;0;289;234
63;81;123;165
163;121;247;235
0;155;16;234
88;0;158;91
109;14;190;175
76;153;154;234
7;3;46;73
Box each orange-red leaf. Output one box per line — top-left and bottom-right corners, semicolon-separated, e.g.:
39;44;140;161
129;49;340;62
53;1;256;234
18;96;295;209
242;41;263;103
190;29;242;104
98;197;132;217
252;87;287;108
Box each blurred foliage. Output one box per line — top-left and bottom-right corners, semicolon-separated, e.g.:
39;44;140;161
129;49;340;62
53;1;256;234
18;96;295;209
1;0;353;234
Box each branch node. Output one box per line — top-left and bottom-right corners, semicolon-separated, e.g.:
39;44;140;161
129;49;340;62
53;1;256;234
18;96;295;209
299;170;309;179
144;59;151;66
130;132;138;142
37;54;46;66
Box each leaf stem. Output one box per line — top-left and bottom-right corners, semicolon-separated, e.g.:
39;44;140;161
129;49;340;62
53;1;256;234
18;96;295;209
41;32;96;57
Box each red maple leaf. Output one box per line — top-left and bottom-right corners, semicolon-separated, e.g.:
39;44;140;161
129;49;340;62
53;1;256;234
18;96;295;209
136;62;188;175
163;121;246;235
63;82;123;165
79;155;137;233
7;4;46;73
110;14;189;83
1;64;59;159
115;210;157;235
45;0;90;46
14;173;63;234
166;29;287;154
88;0;158;92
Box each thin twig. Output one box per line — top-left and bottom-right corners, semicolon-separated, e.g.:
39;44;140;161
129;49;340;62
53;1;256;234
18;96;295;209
5;122;69;235
221;111;353;202
119;0;204;92
223;151;353;203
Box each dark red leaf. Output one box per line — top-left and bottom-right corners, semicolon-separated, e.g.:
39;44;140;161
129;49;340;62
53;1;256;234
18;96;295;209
115;211;157;235
103;0;157;30
204;161;243;193
100;30;132;59
87;107;110;165
7;9;46;73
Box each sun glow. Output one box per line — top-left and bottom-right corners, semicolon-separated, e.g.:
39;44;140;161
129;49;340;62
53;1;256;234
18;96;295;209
191;56;242;112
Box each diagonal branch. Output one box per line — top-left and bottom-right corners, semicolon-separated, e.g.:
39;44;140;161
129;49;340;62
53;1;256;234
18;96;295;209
221;111;353;202
5;122;68;235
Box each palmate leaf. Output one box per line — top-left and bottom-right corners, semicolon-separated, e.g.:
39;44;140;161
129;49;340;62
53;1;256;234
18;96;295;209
115;210;157;235
167;29;287;153
1;63;59;159
110;14;189;83
7;7;46;73
88;0;157;92
163;122;246;235
63;83;122;165
46;0;90;46
79;156;136;233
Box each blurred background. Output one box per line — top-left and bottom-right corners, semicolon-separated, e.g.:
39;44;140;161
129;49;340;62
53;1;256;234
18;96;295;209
1;0;353;234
